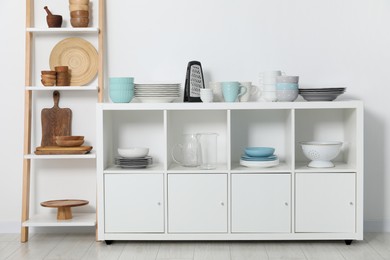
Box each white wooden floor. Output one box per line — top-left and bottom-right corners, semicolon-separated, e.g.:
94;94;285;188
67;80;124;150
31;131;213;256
0;233;389;260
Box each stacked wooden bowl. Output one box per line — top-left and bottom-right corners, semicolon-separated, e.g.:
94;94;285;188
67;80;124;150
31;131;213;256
69;0;89;27
55;66;70;86
41;71;57;86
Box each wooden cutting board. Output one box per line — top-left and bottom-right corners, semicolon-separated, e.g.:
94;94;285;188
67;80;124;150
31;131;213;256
41;91;72;146
35;146;93;155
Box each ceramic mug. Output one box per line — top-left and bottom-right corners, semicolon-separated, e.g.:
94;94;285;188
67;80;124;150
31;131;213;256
238;82;259;102
208;82;223;102
200;88;213;103
222;82;247;102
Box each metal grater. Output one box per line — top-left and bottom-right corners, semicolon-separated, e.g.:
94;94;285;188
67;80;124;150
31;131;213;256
184;61;205;102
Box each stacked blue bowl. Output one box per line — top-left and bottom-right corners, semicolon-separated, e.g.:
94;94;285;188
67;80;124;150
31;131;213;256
240;147;279;168
109;77;134;103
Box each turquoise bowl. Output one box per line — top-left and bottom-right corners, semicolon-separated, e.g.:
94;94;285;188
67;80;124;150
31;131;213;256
109;77;134;84
276;83;298;90
244;147;275;157
109;86;134;103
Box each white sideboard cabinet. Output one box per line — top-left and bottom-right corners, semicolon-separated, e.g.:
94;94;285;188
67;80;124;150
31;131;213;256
96;101;363;244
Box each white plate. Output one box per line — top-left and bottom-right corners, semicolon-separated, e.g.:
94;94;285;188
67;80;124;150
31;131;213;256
239;158;279;168
136;97;178;103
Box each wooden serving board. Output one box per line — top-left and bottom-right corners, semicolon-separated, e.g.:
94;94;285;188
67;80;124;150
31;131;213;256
35;146;93;155
41;91;72;146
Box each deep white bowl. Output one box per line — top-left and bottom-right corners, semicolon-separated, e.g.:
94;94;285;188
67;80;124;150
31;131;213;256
300;141;342;168
118;147;149;158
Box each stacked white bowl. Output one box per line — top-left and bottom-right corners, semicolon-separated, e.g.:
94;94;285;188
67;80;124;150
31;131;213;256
275;76;299;102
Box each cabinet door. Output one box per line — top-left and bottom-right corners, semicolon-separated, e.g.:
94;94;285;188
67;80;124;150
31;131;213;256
295;173;355;233
168;174;227;233
232;174;291;233
104;173;164;233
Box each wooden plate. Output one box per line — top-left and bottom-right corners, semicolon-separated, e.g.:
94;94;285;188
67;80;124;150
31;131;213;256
49;37;98;86
35;146;92;155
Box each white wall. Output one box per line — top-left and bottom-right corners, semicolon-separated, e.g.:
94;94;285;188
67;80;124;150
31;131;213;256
1;0;390;232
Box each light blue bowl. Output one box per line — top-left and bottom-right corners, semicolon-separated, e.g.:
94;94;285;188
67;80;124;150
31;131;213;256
109;88;134;103
276;83;299;90
109;77;134;84
244;147;275;157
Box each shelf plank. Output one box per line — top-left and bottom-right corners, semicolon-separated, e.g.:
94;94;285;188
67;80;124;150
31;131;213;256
295;162;357;172
24;151;96;159
26;27;99;33
168;163;228;173
104;164;165;174
22;213;96;227
25;86;98;91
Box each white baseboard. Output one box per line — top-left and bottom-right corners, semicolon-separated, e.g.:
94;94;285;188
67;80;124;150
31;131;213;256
1;220;389;234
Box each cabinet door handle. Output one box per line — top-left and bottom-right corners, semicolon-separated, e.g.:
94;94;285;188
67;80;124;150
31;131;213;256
350;202;354;206
157;202;161;206
221;202;225;206
285;202;289;206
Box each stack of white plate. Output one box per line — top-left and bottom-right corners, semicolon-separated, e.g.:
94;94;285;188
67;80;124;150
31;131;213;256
135;83;181;103
299;87;346;101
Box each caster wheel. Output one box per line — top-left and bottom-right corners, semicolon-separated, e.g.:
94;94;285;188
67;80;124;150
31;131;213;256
345;240;353;245
105;240;113;245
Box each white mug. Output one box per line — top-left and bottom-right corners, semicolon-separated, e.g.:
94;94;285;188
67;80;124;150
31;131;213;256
208;82;223;102
200;88;213;103
238;82;259;102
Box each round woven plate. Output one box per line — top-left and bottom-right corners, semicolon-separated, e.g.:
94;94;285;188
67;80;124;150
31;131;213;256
49;37;98;86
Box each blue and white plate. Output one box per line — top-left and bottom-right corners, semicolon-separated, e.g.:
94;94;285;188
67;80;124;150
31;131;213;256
241;154;278;161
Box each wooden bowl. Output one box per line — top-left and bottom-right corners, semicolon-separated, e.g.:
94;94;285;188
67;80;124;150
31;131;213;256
70;10;89;18
46;15;63;28
56;139;84;147
69;0;89;5
55;66;68;72
69;4;89;12
41;79;55;86
41;70;57;75
41;74;56;80
56;136;84;141
71;17;89;27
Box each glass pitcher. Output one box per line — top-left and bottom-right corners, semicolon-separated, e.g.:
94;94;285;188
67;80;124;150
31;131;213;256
171;134;201;167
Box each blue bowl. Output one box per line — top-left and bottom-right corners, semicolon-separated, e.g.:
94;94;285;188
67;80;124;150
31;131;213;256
244;147;275;157
276;83;299;90
109;77;134;84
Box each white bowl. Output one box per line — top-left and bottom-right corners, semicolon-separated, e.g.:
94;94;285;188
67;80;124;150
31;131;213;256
300;141;342;168
118;147;149;158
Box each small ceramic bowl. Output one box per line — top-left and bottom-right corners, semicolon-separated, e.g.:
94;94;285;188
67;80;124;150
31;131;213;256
244;147;275;157
56;136;84;141
118;147;149;158
276;76;299;83
276;89;299;102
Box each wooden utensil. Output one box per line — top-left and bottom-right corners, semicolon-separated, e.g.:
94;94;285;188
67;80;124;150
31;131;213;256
41;199;89;220
41;91;72;146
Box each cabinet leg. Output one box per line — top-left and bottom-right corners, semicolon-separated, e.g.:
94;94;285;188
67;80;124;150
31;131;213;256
345;240;353;245
105;240;113;245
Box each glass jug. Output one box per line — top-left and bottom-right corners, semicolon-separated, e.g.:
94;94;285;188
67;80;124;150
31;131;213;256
171;134;201;167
